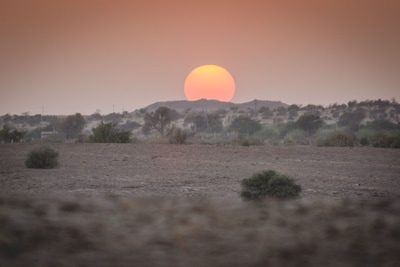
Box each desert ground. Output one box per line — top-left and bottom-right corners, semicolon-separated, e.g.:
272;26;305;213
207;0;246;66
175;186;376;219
1;143;400;266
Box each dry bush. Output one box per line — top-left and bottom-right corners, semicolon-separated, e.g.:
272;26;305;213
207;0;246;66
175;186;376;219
317;132;356;147
168;127;188;144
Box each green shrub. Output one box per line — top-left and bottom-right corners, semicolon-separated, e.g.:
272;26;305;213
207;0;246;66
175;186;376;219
241;139;250;146
89;121;131;143
230;134;258;146
370;133;400;148
390;135;400;148
252;127;279;144
25;146;59;169
241;170;301;200
0;125;26;143
370;133;395;148
359;137;370;146
231;134;249;146
168;127;188;144
283;129;307;145
229;116;262;136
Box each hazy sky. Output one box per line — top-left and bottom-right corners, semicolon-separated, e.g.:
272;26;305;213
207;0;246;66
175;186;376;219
1;0;399;115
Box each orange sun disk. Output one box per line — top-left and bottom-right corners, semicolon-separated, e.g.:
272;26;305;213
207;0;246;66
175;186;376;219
184;65;235;102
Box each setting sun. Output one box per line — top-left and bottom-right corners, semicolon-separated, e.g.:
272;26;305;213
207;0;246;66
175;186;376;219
184;65;236;102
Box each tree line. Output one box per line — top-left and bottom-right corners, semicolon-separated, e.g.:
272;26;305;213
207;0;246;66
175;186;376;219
1;99;400;147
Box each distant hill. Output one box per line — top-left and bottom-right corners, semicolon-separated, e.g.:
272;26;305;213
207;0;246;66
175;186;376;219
141;99;288;113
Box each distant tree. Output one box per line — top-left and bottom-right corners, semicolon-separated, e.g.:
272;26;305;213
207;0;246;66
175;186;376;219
300;105;321;116
347;100;358;109
287;104;299;120
118;121;141;131
185;113;206;132
26;114;42;126
287;104;300;112
167;126;188;144
142;107;174;137
229;116;262;136
296;114;323;136
258;106;270;113
89;121;131;143
184;113;223;133
338;109;365;131
331;110;340;119
89;111;102;121
276;106;287;117
206;114;223;133
103;112;123;124
374;99;391;109
47;116;61;131
369;107;388;120
258;107;274;119
2;114;12;124
0;125;26;143
278;122;298;139
363;119;400;131
60;113;86;141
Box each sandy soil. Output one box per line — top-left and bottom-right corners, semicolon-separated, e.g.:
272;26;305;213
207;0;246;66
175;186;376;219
1;143;400;200
1;143;400;266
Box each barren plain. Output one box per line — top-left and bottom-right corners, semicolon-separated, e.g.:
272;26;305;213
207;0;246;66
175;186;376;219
1;143;400;266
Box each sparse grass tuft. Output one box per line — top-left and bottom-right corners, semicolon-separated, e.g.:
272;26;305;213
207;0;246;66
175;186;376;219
25;146;59;169
241;170;301;200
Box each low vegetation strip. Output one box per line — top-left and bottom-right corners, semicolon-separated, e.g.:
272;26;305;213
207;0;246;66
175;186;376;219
0;195;399;267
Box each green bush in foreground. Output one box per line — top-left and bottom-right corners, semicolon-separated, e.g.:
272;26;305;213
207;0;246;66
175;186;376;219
25;146;59;169
241;170;301;200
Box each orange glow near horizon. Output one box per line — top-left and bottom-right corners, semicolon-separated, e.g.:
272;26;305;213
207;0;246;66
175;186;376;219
184;65;236;102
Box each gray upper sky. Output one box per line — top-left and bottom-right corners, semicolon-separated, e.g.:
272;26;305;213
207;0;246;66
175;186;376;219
1;0;399;115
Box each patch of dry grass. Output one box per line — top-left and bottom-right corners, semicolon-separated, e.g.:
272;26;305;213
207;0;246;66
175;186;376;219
1;195;399;267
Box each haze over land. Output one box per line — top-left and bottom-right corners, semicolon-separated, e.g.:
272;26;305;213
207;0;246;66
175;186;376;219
1;0;400;115
1;1;400;261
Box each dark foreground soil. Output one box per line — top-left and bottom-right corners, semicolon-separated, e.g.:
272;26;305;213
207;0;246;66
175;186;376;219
1;143;400;266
